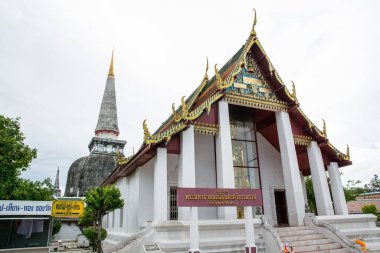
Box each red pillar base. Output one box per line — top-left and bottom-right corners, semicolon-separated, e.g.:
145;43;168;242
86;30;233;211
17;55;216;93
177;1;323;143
245;246;256;253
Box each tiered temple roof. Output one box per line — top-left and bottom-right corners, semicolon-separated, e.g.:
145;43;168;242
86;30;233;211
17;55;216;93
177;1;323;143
103;10;351;186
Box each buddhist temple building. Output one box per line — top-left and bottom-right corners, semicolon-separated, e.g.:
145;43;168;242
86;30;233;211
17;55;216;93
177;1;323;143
64;52;126;196
100;11;380;253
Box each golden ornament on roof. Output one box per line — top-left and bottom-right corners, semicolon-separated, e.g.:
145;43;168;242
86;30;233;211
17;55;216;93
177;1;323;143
204;57;209;81
322;119;327;137
291;81;298;103
346;144;350;159
250;8;257;37
143;119;151;141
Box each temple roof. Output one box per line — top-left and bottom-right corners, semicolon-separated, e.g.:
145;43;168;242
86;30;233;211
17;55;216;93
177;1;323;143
95;52;119;134
101;10;351;186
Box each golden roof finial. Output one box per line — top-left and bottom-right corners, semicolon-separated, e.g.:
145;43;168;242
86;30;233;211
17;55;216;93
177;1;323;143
181;96;187;114
143;119;151;141
108;50;114;77
204;57;209;81
322;119;327;137
291;81;298;103
346;144;350;159
172;103;177;116
250;8;257;37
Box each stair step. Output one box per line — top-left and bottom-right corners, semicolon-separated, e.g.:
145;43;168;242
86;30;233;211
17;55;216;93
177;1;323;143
276;226;312;232
296;248;350;253
293;242;342;252
290;238;334;247
278;229;316;237
281;233;326;242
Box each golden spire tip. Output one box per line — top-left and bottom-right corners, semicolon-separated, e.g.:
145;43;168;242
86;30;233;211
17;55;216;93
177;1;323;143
108;50;114;77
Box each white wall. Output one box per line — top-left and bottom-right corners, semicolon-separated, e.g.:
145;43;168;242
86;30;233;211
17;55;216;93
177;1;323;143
257;133;285;225
138;158;154;228
127;170;140;234
194;134;218;219
53;222;82;241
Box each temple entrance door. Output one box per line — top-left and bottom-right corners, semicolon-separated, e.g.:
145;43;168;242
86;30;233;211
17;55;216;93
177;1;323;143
274;190;289;226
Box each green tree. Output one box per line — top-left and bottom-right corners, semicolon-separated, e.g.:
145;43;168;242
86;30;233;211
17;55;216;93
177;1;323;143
0;115;37;199
368;174;380;192
79;186;124;253
12;178;54;201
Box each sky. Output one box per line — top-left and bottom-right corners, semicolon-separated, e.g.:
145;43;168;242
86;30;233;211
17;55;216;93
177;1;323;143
1;0;379;193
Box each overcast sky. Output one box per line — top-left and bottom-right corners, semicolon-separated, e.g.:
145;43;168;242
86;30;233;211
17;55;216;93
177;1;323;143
1;0;379;193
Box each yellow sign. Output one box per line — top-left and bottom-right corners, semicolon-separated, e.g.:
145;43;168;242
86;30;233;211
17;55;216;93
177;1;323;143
51;200;84;218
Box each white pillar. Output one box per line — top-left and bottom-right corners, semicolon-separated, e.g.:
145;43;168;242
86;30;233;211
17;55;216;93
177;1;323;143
275;111;305;226
328;162;348;215
244;206;256;253
300;174;308;204
178;125;196;220
189;207;200;253
307;141;334;216
153;147;168;222
215;101;236;220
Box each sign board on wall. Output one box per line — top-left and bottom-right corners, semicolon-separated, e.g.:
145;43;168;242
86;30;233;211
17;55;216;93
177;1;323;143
51;200;84;218
177;188;263;207
0;200;52;215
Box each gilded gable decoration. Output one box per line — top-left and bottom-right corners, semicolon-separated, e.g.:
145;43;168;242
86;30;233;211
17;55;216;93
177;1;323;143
322;119;327;138
346;144;350;160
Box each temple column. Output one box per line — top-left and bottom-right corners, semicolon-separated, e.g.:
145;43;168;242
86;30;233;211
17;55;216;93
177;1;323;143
328;162;348;215
153;147;168;222
300;174;308;205
215;101;236;220
307;141;334;215
178;125;196;220
275;111;305;225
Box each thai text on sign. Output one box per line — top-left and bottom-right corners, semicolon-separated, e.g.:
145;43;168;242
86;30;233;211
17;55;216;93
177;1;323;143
0;201;52;215
177;188;263;207
52;200;84;218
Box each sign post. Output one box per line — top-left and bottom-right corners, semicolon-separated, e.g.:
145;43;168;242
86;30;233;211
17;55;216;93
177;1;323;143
244;206;256;253
177;187;262;253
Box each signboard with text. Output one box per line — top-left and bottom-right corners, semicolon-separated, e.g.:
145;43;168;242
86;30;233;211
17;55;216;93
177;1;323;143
0;200;52;216
51;200;84;218
177;188;262;207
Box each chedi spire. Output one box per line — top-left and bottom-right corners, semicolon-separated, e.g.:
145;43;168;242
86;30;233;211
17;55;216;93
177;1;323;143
54;167;61;197
95;51;119;136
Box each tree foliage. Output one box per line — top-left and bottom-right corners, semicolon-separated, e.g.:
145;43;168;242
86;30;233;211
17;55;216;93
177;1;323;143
0;115;37;199
12;178;54;201
52;219;62;236
79;185;124;253
83;227;107;252
361;204;377;215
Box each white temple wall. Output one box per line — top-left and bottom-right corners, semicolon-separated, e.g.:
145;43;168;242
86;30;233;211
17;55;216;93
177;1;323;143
126;170;140;234
138;158;154;228
257;133;285;226
194;134;218;220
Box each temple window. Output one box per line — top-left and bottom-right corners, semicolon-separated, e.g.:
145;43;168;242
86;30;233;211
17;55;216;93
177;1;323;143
229;105;260;189
229;105;261;219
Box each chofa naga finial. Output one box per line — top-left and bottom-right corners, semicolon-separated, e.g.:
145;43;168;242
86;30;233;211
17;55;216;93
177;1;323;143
143;119;151;141
322;119;327;138
250;8;257;37
291;81;298;103
204;57;209;81
346;144;350;159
